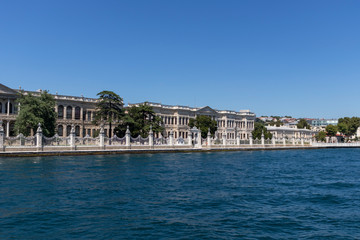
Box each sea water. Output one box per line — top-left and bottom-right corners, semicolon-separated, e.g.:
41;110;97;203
1;149;360;239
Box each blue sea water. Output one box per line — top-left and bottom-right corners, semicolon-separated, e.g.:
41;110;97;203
1;149;360;239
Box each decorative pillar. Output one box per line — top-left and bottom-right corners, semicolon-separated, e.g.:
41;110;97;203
196;131;202;148
70;124;76;150
0;121;4;151
188;131;192;146
282;131;286;145
301;133;304;146
99;124;105;148
261;133;265;145
207;128;212;147
222;131;227;146
236;132;240;146
272;136;275;145
36;123;43;151
249;132;253;145
292;135;295;145
125;125;131;147
169;129;174;146
309;137;313;145
149;125;154;148
7;99;10;116
6;121;10;137
72;106;75;120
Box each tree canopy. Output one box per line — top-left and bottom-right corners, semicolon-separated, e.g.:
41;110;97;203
252;119;272;139
188;115;217;138
337;117;360;136
315;131;326;142
297;119;311;129
325;124;338;136
14;91;56;137
114;103;164;137
93;90;124;137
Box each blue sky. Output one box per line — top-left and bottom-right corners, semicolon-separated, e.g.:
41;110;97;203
1;0;359;118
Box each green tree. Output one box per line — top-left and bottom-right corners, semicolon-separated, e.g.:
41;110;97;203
337;117;360;137
325;124;338;137
188;115;218;138
114;103;164;137
14;91;56;137
93;91;124;138
315;131;326;142
297;119;311;129
252;118;272;139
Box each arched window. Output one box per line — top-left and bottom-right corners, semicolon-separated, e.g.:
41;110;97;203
58;105;64;119
66;125;71;136
58;125;63;136
75;107;81;120
66;106;72;119
75;126;80;136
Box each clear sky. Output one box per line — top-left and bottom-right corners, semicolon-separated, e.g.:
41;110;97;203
1;0;359;118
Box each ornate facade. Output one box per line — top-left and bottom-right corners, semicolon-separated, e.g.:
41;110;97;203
0;84;255;139
129;102;256;140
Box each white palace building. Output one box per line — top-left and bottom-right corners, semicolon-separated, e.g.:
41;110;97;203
0;83;255;139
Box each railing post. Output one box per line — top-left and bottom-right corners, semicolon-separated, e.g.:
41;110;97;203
169;129;174;146
19;133;25;146
99;124;105;149
125;125;131;148
222;132;227;146
208;129;212;148
261;133;265;145
301;133;304;146
236;132;240;146
149;125;154;148
36;123;43;151
0;121;4;151
197;131;202;148
70;124;76;150
282;131;286;146
249;132;253;146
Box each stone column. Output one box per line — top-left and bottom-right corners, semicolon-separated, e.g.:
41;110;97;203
169;129;174;146
236;132;240;146
301;133;304;146
309;137;313;145
99;124;105;148
6;121;10;137
272;136;276;145
0;121;4;151
292;135;295;145
70;124;76;150
261;133;265;145
207;129;212;148
196;132;202;148
63;106;66;119
125;126;131;147
249;132;253;145
188;131;192;147
72;107;75;120
282;132;286;145
7;99;10;115
222;131;227;146
149;126;154;148
36;123;43;151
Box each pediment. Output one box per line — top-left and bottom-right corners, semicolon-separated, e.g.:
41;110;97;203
196;106;218;115
0;84;17;95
